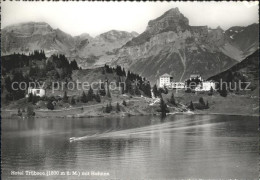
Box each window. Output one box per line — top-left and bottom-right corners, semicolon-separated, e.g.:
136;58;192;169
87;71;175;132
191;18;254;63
36;90;40;94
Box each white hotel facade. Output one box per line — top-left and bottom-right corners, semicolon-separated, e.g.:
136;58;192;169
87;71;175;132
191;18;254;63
158;73;216;91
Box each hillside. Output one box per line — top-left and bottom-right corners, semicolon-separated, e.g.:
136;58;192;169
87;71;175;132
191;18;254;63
208;50;259;95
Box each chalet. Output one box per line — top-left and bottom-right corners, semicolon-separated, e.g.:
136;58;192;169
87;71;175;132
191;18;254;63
195;81;216;91
189;74;203;81
159;73;173;88
27;87;46;97
171;82;186;89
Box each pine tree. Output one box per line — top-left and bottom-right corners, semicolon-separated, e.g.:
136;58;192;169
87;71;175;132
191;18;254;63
28;92;33;102
153;84;159;98
210;86;214;94
32;94;38;105
105;104;110;113
95;92;101;103
160;98;167;118
47;100;54;110
206;101;209;109
199;97;205;106
116;102;120;112
4;76;12;93
169;92;176;106
87;86;94;101
81;91;88;103
109;102;113;112
208;86;214;96
220;83;228;97
27;105;35;116
99;82;106;96
70;97;76;105
144;82;152;98
134;85;141;96
189;101;194;111
107;83;111;98
17;108;22;116
63;91;69;103
122;100;127;106
121;83;125;94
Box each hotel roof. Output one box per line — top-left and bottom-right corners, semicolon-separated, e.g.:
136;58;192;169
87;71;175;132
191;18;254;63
160;73;172;77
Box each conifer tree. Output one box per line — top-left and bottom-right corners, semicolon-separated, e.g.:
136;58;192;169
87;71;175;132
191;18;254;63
169;92;176;106
63;91;69;103
99;82;106;96
95;92;101;103
189;101;194;111
28;92;33;102
116;102;120;112
87;86;94;101
153;84;159;98
199;97;205;106
206;101;209;109
220;83;228;97
47;100;54;110
160;98;167;118
122;100;127;106
81;91;88;103
70;97;76;105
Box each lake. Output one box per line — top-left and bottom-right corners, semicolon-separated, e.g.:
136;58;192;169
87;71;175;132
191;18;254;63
1;114;259;179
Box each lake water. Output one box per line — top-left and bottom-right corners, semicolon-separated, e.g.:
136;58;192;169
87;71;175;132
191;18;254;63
1;114;259;179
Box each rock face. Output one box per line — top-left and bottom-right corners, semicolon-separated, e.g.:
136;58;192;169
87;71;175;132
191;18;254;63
2;22;78;56
1;22;138;68
111;8;258;83
74;30;139;68
221;23;259;61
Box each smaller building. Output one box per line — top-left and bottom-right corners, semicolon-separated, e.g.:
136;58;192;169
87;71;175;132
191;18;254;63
27;87;46;97
159;73;173;88
195;81;216;91
189;74;203;81
202;81;216;91
171;82;186;89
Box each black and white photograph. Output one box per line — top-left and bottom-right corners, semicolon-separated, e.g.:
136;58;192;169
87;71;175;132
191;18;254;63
1;1;259;179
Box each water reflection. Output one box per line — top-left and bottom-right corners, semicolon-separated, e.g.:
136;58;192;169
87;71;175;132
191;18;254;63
2;115;258;179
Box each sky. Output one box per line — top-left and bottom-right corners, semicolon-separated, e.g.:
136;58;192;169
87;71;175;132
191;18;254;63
1;1;259;37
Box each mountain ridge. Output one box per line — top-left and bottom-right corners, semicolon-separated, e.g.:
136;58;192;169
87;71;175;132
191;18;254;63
2;8;258;84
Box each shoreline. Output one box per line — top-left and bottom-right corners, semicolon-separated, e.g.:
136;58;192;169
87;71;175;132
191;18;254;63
1;108;258;119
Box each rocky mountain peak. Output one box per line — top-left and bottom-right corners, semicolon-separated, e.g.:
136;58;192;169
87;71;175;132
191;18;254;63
3;22;54;35
146;7;189;34
98;30;138;42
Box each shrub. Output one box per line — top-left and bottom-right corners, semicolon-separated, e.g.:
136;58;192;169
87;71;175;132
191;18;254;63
199;97;206;106
47;100;54;110
27;105;35;116
189;101;194;111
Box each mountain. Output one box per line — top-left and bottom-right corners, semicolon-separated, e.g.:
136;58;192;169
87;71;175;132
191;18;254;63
220;23;259;61
73;30;139;68
111;8;258;83
208;50;259;95
2;22;77;56
2;9;258;83
1;22;138;68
